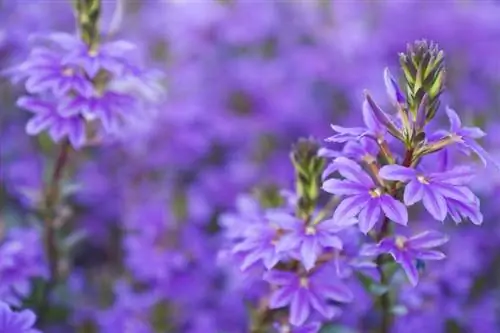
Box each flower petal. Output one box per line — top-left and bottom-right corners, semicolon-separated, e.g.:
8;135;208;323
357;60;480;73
379;165;416;182
415;250;446;261
358;200;381;234
322;179;366;196
422;187;447;221
269;286;294;309
404;180;425;206
289;288;311;326
406;230;449;249
397;252;419;286
380;195;408;225
332;195;368;221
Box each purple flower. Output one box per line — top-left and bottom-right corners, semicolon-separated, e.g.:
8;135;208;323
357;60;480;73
326;97;386;143
379;164;479;221
444;107;499;169
16;96;86;148
264;269;353;326
44;32;137;78
272;211;353;270
362;230;449;286
384;67;405;105
14;47;93;97
322;157;408;233
59;91;137;133
0;302;40;333
231;215;285;271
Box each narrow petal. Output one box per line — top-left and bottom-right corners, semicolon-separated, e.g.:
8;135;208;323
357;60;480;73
316;281;353;303
406;230;449;249
300;237;320;271
383;68;405;105
446;107;462;133
380;195;408;225
422;188;447;221
415;250;446;260
240;250;263;271
333;157;374;186
289;289;311;326
276;234;302;253
307;289;331;319
317;233;343;250
358;200;381;234
322;179;366;196
379;165;416;182
397;252;419;286
432;183;475;203
319;216;358;232
26;114;54;135
464;138;500;170
431;166;476;185
269;286;294;309
404;180;425;206
460;126;486;139
362;98;384;134
266;211;300;230
332;195;367;221
359;243;383;257
263;270;296;285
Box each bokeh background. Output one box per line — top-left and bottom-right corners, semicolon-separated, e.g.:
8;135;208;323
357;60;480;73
1;1;500;332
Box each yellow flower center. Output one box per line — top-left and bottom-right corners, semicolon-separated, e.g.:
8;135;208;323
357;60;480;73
395;236;407;249
62;67;74;76
300;277;309;288
417;175;429;184
369;188;382;198
305;226;316;235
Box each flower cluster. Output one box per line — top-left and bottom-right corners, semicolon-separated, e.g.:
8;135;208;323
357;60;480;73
9;29;160;148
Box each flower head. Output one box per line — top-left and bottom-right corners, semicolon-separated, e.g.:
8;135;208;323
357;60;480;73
362;230;449;286
264;269;352;326
0;302;40;333
379;164;480;222
322;157;408;233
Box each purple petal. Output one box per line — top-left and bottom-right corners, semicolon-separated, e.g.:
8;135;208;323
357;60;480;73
264;270;296;285
358;200;381;234
332;195;368;221
364;93;401;139
383;67;405;105
432;183;476;203
359;243;383;257
397;252;419;286
422;188;447;221
415;250;446;261
379;165;416;182
380;195;408;225
404;180;425;206
25;114;54;135
446;107;462;133
463;138;500;170
269;286;294;309
266;211;300;230
431;166;476;185
460;126;486;139
333;157;374;186
319;216;358;232
362;99;384;134
289;288;311;326
322;179;366;196
316;233;343;250
240;250;263;271
300;237;320;271
276;233;302;253
306;289;331;318
406;230;449;249
315;281;353;303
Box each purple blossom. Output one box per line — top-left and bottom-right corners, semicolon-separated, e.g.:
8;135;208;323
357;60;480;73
264;269;353;326
272;211;352;270
16;96;86;148
322;157;408;233
379;164;480;222
43;32;137;78
444;107;500;169
13;47;93;96
0;302;40;333
362;230;449;286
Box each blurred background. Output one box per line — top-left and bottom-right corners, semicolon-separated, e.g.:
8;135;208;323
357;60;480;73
1;1;500;332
